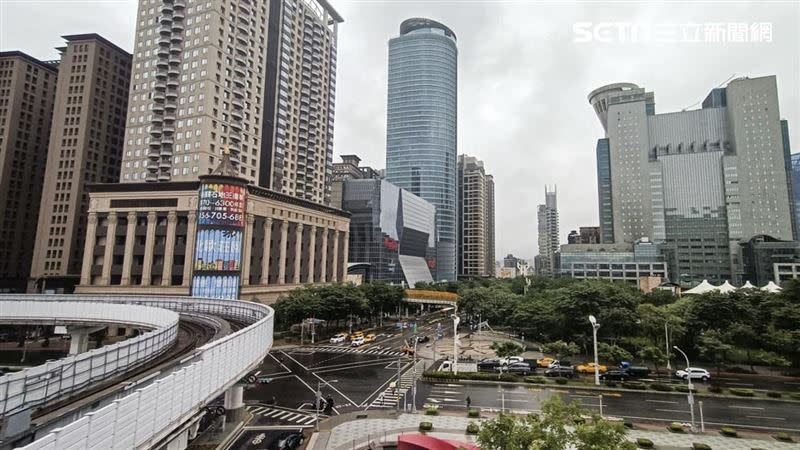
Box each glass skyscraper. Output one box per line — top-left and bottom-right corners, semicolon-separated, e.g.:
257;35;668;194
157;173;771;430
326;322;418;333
385;18;458;281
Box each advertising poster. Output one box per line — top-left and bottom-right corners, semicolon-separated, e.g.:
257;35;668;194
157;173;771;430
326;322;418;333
198;183;246;227
193;229;242;271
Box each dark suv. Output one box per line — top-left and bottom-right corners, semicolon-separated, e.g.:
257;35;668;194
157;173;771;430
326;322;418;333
544;366;575;378
478;359;501;372
600;369;629;381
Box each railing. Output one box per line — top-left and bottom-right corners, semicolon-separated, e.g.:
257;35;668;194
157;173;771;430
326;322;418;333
0;300;179;417
2;295;273;450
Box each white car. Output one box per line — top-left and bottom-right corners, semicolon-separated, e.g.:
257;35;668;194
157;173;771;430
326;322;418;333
330;333;348;344
675;367;710;381
351;336;365;347
499;356;524;366
548;360;561;369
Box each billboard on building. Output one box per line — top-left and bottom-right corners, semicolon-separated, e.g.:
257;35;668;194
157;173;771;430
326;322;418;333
191;179;247;300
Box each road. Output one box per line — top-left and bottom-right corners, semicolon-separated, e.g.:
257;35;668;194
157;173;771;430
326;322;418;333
416;380;800;432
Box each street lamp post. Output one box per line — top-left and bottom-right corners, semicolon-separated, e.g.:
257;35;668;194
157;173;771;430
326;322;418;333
452;314;460;375
315;379;338;432
412;333;419;413
588;315;600;386
665;322;672;371
673;346;696;432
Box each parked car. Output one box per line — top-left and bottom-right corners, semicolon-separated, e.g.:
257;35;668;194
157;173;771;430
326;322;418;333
275;431;304;450
416;335;430;343
351;337;365;347
544;366;575;378
576;362;608;374
675;367;710;381
364;334;376;343
599;369;630;381
478;359;502;372
537;357;555;368
497;362;532;375
329;333;348;344
624;365;651;377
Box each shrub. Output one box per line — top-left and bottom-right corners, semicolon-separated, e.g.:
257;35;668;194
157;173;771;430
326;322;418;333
555;378;568;385
708;385;723;394
692;443;712;450
624;381;646;390
790;393;800;400
419;421;433;431
649;382;672;392
730;388;755;397
668;422;685;433
466;422;480;434
674;385;696;393
774;432;794;442
425;407;439;416
573;416;586;425
767;391;782;398
636;438;654;449
623;419;634;429
605;381;618;388
720;426;738;437
527;412;540;421
525;376;547;384
467;409;480;418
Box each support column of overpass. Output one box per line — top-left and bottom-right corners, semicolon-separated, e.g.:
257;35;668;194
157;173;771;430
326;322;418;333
224;384;245;422
67;326;104;355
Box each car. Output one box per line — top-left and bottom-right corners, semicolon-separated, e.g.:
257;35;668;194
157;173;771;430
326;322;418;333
537;357;555;368
497;362;532;375
477;359;502;372
351;337;365;347
624;365;651;377
499;356;524;366
364;333;376;343
675;367;710;381
416;335;430;343
275;431;304;450
401;344;415;355
576;362;608;374
547;359;561;369
544;366;575;378
350;332;364;341
599;369;629;381
329;333;348;344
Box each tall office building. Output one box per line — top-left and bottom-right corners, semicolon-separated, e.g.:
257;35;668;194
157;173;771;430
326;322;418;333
120;0;341;205
386;18;458;282
536;186;559;277
595;138;614;243
0;52;58;292
791;152;800;241
588;76;794;285
28;34;132;293
457;155;494;277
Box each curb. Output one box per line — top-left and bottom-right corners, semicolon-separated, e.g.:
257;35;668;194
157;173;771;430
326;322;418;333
420;377;800;403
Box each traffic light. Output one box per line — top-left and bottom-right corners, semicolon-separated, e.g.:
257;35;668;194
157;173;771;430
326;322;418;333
257;376;272;384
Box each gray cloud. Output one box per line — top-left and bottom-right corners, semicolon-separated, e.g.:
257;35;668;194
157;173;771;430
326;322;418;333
2;0;798;262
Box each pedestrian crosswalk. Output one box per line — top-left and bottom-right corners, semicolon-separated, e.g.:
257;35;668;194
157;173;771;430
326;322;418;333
368;359;426;409
307;345;405;357
245;405;318;425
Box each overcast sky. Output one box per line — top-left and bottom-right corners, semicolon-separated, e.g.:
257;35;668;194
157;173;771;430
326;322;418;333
2;0;798;261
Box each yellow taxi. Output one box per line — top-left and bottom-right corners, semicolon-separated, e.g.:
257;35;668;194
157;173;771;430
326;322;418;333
537;357;555;368
364;333;376;343
350;331;364;341
576;362;608;374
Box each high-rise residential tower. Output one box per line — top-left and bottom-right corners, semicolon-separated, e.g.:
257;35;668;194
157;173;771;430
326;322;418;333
536;186;559;277
120;0;341;205
0;52;58;292
386;18;458;281
29;34;132;293
791;152;800;240
588;76;794;285
457;155;494;277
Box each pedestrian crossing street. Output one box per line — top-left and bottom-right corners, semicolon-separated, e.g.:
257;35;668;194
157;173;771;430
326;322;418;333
246;405;317;425
306;345;405;357
368;359;426;409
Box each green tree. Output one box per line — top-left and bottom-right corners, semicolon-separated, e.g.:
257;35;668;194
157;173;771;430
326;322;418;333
697;330;732;375
637;345;667;375
724;322;759;371
491;341;524;359
541;340;579;362
751;350;791;369
597;342;633;364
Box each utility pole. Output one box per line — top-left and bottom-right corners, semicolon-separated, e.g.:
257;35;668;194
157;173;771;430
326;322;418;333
396;356;402;412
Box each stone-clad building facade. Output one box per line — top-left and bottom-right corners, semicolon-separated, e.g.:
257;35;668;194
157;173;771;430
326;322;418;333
77;179;349;303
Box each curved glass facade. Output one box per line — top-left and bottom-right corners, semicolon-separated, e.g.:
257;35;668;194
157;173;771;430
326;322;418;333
386;18;458;281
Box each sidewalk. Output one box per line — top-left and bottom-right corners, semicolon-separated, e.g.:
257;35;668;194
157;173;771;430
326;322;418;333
308;410;800;450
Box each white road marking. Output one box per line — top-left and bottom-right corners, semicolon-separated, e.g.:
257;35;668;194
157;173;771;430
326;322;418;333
746;415;786;421
655;409;691;414
646;400;678;404
430;390;462;395
426;398;441;403
729;405;764;410
264;409;281;417
725;382;755;386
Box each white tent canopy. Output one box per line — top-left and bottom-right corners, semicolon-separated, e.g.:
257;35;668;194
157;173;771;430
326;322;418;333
717;280;737;293
741;281;756;290
683;279;718;295
761;281;783;293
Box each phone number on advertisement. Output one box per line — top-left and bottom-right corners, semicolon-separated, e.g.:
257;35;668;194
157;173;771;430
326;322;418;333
199;211;243;222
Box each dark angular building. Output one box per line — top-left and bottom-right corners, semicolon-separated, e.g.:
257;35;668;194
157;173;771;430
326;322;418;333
342;179;436;287
740;235;800;287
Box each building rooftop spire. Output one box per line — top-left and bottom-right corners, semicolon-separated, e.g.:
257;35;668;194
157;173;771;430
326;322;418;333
211;146;238;177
